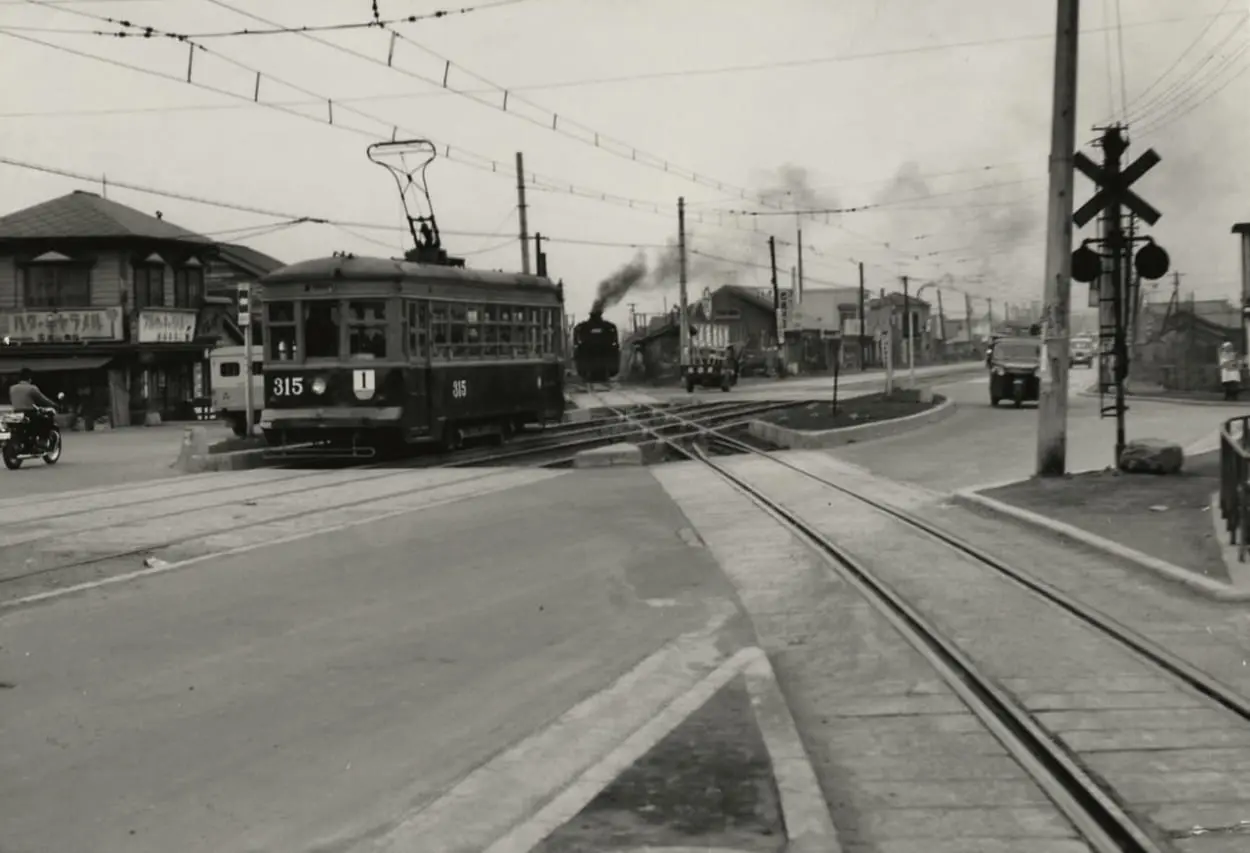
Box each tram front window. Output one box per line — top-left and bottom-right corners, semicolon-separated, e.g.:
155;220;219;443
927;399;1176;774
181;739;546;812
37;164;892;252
304;301;340;358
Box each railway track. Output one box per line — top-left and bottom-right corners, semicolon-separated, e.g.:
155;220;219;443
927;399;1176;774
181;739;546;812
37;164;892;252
0;398;799;604
590;387;1250;853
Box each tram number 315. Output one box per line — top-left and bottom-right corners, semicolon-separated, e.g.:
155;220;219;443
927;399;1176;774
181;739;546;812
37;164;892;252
272;376;304;397
451;379;468;399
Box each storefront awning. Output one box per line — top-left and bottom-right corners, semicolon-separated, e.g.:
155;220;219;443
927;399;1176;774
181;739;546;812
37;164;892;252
0;356;114;374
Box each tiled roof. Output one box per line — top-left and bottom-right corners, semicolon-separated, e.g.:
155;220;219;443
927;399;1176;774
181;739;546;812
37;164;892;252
0;191;211;243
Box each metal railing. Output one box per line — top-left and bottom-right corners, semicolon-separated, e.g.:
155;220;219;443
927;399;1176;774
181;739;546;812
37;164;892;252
1219;413;1250;561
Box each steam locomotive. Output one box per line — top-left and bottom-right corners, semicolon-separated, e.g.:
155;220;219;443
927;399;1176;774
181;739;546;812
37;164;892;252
571;310;621;383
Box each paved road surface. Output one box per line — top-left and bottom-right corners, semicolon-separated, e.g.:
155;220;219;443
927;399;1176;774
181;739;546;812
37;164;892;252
0;466;740;853
833;370;1228;492
0;421;232;499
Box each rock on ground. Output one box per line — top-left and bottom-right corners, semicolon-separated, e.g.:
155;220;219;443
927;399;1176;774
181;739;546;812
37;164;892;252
1119;438;1184;475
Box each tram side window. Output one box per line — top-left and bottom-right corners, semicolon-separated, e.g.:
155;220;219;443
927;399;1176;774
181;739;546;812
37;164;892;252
540;307;556;355
525;308;540;356
463;307;483;358
508;307;528;357
431;304;450;358
347;299;388;360
405;300;428;358
267;301;298;361
303;300;340;359
482;305;501;357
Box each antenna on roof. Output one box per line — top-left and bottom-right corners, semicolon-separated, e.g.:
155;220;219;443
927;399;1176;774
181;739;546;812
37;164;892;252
366;139;464;267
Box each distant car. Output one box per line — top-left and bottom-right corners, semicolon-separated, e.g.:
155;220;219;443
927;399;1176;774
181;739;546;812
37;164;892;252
1071;338;1095;368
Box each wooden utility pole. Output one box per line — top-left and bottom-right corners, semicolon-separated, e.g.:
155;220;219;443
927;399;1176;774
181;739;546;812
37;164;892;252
858;262;866;370
902;276;914;387
795;216;805;303
515;152;531;274
769;236;780;346
964;292;975;343
936;289;946;358
1035;0;1081;476
678;197;690;371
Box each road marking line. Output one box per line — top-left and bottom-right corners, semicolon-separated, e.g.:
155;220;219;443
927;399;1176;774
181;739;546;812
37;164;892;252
2;470;564;612
480;645;759;853
355;602;738;853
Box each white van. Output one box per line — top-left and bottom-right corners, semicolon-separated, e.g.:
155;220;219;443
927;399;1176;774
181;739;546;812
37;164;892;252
209;345;263;436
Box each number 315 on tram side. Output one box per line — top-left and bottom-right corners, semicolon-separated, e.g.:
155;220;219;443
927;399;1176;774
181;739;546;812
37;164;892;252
257;254;567;457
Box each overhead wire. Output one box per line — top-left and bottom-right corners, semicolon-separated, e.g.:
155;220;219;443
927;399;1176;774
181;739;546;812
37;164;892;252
199;0;787;211
1120;0;1237;118
1125;11;1247;126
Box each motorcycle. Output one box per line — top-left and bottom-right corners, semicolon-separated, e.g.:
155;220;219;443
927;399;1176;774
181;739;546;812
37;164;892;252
1;393;66;470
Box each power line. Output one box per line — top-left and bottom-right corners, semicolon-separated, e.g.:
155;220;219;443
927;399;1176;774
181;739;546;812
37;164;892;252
1121;0;1238;117
201;0;788;211
1134;44;1250;137
1125;11;1247;125
0;23;731;227
20;0;535;39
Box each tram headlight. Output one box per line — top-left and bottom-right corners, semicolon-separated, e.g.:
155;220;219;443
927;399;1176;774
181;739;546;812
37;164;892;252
311;376;327;395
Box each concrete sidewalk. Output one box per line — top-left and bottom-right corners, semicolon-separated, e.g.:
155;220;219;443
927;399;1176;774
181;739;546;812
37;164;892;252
0;420;233;499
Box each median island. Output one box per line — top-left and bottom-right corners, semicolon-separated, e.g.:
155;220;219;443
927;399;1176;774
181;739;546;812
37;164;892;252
749;388;950;450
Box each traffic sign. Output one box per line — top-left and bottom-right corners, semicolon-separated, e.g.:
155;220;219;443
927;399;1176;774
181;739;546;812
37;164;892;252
1072;149;1161;228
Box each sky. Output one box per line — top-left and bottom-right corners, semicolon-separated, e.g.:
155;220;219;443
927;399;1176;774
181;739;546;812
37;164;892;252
0;0;1246;331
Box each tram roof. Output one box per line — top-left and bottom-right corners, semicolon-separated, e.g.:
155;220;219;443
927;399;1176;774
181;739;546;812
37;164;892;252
260;254;559;293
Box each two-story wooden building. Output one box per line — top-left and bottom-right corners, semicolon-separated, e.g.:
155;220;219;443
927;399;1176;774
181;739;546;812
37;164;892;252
0;190;283;426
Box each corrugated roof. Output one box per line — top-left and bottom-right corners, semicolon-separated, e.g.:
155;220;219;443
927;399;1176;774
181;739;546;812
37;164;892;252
0;191;211;243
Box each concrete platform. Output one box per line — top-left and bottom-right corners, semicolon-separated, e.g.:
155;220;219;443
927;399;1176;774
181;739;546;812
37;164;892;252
573;442;643;468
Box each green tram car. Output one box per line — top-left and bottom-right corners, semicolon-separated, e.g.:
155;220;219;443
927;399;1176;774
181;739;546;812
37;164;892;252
257;254;567;457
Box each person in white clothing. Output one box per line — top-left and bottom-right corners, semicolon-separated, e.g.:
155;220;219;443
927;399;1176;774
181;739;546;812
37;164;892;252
1219;341;1242;401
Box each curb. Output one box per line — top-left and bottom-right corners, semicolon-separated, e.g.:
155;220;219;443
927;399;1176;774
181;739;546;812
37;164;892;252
1078;385;1250;407
741;649;843;853
747;395;956;450
952;489;1250;602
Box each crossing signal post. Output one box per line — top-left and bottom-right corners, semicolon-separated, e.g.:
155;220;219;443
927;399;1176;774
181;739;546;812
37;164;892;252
1068;125;1170;467
238;283;255;438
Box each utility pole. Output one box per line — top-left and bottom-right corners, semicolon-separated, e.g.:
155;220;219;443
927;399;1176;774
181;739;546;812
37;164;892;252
1035;0;1081;477
769;236;780;346
987;298;995;332
936;289;946;360
239;283;254;438
534;232;547;278
678;197;690;374
858;261;866;371
901;275;914;387
964;292;975;344
795;217;805;304
515;152;531;274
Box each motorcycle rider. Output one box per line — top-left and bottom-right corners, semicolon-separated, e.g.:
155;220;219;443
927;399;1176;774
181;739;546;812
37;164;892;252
8;368;58;448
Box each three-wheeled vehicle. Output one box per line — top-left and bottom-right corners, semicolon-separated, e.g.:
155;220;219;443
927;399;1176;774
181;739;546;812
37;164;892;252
684;346;738;393
987;334;1042;408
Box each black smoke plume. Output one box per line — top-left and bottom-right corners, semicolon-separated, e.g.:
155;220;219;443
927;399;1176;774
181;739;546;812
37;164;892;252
591;253;648;316
589;238;729;317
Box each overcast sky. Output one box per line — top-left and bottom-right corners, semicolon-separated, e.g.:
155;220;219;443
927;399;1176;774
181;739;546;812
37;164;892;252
0;0;1245;327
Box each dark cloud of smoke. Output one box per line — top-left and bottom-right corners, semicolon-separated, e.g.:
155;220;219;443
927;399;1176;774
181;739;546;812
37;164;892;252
589;236;733;317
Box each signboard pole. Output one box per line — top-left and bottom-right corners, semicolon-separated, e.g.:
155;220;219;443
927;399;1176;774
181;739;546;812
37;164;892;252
240;284;254;437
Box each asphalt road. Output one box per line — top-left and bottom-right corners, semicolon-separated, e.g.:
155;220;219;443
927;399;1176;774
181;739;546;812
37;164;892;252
833;370;1229;491
0;467;737;853
0;421;233;499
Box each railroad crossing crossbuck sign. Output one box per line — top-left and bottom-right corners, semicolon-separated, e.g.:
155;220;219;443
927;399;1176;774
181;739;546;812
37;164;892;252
1071;148;1162;229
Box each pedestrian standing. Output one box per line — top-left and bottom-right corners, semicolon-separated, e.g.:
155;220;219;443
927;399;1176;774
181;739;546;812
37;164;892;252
1219;341;1241;401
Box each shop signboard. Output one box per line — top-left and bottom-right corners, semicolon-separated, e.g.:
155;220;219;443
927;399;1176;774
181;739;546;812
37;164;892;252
0;307;124;343
138;309;198;344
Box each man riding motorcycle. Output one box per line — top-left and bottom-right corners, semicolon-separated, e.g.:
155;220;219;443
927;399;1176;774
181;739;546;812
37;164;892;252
8;368;58;448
